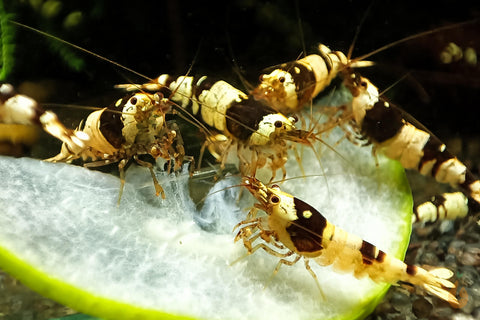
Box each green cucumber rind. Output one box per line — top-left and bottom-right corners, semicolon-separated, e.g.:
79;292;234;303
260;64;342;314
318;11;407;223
0;245;195;320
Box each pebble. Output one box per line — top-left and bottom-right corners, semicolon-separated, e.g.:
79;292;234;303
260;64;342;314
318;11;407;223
412;297;433;318
471;306;480;318
459;245;480;266
388;313;408;320
459;288;476;314
418;251;440;265
444;253;458;270
430;306;454;320
439;220;454;233
448;240;466;256
390;289;412;313
470;284;480;305
458;266;479;287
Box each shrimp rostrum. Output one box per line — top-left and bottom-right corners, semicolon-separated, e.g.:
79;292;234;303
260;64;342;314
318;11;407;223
235;176;460;306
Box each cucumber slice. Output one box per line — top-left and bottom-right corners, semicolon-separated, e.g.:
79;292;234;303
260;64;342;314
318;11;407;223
0;127;412;320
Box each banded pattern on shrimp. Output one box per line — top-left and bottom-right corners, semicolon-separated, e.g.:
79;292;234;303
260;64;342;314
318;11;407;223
345;74;480;211
413;192;469;223
247;19;480;222
236;176;460;306
0;83;89;154
47;91;186;202
116;74;320;181
251;44;362;114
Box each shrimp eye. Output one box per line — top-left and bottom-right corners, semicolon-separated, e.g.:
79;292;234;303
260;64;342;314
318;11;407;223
279;77;285;83
274;120;283;128
259;74;264;82
271;184;280;189
291;115;298;123
270;195;280;204
130;97;138;105
360;81;368;88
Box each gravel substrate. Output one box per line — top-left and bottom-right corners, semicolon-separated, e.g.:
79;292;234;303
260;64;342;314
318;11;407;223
0;272;75;320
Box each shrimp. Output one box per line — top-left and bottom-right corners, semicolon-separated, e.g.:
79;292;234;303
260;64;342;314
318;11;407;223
0;82;89;154
116;75;322;181
250;28;480;221
344;73;480;218
46;91;186;202
235;176;460;306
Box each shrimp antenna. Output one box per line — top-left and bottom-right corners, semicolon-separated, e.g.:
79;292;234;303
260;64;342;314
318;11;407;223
353;18;480;63
184;36;204;77
347;0;375;60
294;0;307;58
224;30;254;92
196;179;245;206
379;72;411;97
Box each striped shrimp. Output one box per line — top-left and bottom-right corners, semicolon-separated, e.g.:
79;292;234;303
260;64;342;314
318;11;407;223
344;73;480;222
413;192;469;223
46;90;186;202
248;21;480;222
9;22;321;196
116;75;322;181
11;6;477;215
251;43;360;114
0;82;89;155
250;18;476;115
235;176;460;306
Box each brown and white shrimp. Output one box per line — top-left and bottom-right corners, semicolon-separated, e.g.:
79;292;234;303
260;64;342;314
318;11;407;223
250;18;476;115
116;75;323;182
9;23;323;197
47;90;186;202
248;20;480;222
343;73;480;221
235;176;460;306
251;44;368;114
0;82;89;154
